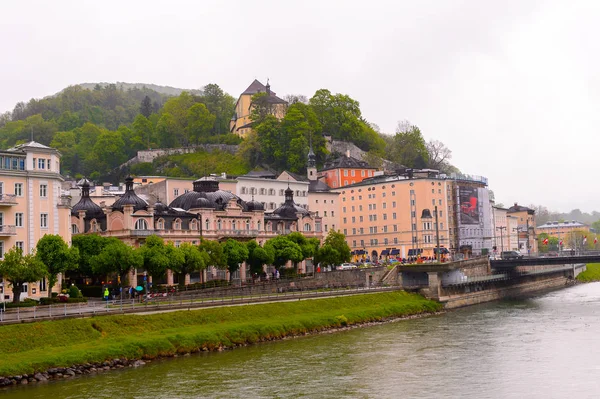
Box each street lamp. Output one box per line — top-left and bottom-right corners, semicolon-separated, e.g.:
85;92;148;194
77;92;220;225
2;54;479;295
495;226;506;253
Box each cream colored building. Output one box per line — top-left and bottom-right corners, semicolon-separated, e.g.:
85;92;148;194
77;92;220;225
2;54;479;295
0;141;72;302
229;79;287;137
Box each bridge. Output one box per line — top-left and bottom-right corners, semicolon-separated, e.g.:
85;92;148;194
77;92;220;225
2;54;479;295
491;254;600;269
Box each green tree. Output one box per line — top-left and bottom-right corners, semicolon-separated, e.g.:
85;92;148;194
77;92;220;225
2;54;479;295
72;234;113;278
264;236;303;270
246;240;275;275
155;113;181;148
139;235;172;280
201;83;236;134
36;234;80;298
386;121;429;168
223;239;249;280
90;240;143;289
132;114;154;151
187;103;215;144
140;95;153;118
0;248;47;304
316;230;351;266
198;239;227;269
172;243;209;288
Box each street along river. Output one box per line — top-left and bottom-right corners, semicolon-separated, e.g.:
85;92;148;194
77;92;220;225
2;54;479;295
3;283;600;398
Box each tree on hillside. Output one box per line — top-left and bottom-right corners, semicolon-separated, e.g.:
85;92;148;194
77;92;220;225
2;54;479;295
246;240;275;275
426;140;453;172
132;114;155;151
187;103;216;144
0;248;47;304
264;236;303;270
386;121;429;168
36;234;80;298
140;96;153;118
223;239;249;280
91;240;143;289
201;83;236;135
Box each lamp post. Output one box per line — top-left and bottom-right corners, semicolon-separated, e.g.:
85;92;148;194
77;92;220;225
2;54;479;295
514;227;520;253
496;226;506;253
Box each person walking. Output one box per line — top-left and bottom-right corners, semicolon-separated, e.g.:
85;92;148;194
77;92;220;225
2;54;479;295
103;287;109;301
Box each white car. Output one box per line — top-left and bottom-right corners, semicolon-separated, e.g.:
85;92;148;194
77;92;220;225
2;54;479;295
338;263;357;270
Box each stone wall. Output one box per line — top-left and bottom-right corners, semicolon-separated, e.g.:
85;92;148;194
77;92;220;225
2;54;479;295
120;144;240;169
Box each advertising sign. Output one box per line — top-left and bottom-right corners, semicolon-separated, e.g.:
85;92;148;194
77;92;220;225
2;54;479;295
459;186;479;224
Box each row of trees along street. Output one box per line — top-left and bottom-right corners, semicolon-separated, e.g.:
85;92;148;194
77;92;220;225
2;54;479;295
0;231;351;304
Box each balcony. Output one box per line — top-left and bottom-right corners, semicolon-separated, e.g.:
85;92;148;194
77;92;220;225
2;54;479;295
216;229;259;238
0;194;18;206
0;225;17;236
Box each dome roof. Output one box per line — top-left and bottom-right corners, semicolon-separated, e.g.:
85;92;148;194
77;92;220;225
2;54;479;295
71;178;105;220
246;199;264;212
270;186;310;219
168;177;247;211
112;176;148;212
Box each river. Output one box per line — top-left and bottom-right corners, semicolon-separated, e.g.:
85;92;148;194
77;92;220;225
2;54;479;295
3;283;600;398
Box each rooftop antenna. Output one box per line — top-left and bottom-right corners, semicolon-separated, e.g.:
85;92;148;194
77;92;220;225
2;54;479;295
30;126;34;142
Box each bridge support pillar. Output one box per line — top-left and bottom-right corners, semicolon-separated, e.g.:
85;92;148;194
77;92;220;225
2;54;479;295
397;271;404;288
428;272;441;299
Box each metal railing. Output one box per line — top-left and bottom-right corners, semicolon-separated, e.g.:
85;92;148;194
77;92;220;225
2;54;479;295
0;194;17;205
0;225;17;235
0;284;401;325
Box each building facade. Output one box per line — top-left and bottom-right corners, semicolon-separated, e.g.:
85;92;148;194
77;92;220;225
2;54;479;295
507;203;537;253
229;79;287;137
0;141;72;302
318;153;378;189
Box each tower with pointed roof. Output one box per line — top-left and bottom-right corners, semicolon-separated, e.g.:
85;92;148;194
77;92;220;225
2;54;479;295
229;79;288;137
307;139;317;181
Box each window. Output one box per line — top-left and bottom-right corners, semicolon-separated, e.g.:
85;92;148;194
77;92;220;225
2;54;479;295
412;223;417;230
325;225;328;231
33;158;36;169
40;213;48;228
361;170;365;177
343;228;347;235
351;170;355;177
344;170;348;177
411;199;415;206
439;199;442;206
441;223;444;229
424;235;432;243
15;241;24;251
439;211;443;217
15;213;23;227
156;219;165;230
232;221;237;230
0;241;3;258
72;224;79;234
432;199;435;206
359;205;363;211
343;217;347;224
279;189;284;196
14;183;22;197
411;211;416;217
392;201;396;208
353;240;357;247
352;228;356;234
383;203;387;209
423;222;431;230
384;238;388;245
343;206;346;212
304;223;311;232
134;219;148;230
174;189;179;197
40;184;47;197
360;239;364;246
393;213;397;219
393;225;398;232
383;214;387;220
331;211;334;217
394;237;398;244
359;216;363;222
38;159;45;169
175;241;181;248
383;226;388;233
324;211;327;217
352;216;356;223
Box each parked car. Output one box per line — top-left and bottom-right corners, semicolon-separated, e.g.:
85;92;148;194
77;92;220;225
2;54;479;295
338;263;357;270
501;251;523;260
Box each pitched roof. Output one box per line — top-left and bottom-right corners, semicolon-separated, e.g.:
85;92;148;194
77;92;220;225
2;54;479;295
321;155;375;171
242;79;268;95
308;179;333;193
507;203;535;214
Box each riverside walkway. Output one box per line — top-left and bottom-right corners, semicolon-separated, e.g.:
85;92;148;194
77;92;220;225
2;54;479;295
0;284;400;325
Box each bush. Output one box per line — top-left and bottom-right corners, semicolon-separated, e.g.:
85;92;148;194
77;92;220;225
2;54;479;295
79;285;103;298
4;299;39;309
68;285;83;298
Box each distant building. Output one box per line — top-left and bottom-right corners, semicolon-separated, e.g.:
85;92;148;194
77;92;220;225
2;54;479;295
229;79;287;137
318;152;378;188
507;203;537;253
537;220;589;240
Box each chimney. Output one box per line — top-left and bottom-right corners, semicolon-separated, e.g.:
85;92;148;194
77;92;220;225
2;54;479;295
346;150;350;158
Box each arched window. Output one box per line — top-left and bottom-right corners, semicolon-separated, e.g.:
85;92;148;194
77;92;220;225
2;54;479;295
90;220;99;232
232;220;236;230
156;218;164;230
134;219;148;230
217;219;222;230
173;219;182;230
246;220;250;230
190;219;197;230
205;218;210;231
258;221;261;231
304;223;311;232
71;224;79;234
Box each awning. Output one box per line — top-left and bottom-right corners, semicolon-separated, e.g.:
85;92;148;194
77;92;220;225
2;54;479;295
434;247;449;254
354;250;366;255
381;249;390;256
390;249;400;255
407;249;423;256
351;250;356;255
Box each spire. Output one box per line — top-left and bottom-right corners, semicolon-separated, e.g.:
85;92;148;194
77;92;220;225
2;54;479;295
125;175;134;192
266;78;271;96
307;137;316;168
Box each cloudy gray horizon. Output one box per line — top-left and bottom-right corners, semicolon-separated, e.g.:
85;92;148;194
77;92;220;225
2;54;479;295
2;0;597;213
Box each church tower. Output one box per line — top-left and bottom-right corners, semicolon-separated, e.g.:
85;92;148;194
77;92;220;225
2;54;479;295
307;139;317;181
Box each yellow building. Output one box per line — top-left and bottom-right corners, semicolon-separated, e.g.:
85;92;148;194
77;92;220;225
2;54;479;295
507;203;537;253
229;79;287;137
537;220;589;239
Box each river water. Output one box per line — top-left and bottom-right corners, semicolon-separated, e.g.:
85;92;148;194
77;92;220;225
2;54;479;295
3;283;600;399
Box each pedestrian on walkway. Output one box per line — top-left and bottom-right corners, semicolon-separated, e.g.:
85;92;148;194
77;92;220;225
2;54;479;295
103;287;109;301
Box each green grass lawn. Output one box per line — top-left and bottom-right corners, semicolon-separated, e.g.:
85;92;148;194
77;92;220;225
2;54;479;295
577;263;600;282
0;291;441;377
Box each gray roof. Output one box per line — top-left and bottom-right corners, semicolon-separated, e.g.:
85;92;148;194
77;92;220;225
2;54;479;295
538;220;587;229
308;179;333;193
321;155;375;171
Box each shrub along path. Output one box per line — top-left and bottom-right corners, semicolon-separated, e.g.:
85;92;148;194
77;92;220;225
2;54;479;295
0;291;441;378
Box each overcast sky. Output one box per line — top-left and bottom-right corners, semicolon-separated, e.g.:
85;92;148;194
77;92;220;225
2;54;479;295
2;0;598;212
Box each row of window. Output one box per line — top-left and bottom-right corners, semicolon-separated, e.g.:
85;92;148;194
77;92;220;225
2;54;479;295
0;212;47;228
0;182;49;197
351;235;445;248
240;187;308;197
32;157;53;171
344;222;445;236
0;156;25;171
342;169;373;178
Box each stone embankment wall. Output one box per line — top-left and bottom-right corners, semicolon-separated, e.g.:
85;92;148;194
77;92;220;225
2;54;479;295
120;144;239;169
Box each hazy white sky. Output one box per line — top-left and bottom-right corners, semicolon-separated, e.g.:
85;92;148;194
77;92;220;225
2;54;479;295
1;0;598;212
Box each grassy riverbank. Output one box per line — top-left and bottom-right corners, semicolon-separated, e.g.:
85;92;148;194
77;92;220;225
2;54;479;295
0;291;441;377
577;263;600;282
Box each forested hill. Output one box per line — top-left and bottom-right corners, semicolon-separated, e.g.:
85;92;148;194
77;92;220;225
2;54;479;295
0;82;458;182
75;82;203;97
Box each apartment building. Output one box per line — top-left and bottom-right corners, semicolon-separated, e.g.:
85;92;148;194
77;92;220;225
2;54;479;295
0;141;72;301
507;203;537;253
318;153;377;189
333;171;451;261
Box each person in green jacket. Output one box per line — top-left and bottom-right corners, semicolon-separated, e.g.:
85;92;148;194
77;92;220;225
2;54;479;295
103;288;109;301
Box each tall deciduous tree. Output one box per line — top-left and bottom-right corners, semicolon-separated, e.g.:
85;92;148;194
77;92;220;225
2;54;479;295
223;239;249;280
172;243;209;288
0;248;47;304
386;121;429;168
198;239;227;269
264;236;303;270
72;234;112;279
187;103;216;144
36;234;80;298
91;240;143;288
139;235;172;280
246;240;274;275
140;96;153;118
315;230;351;267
